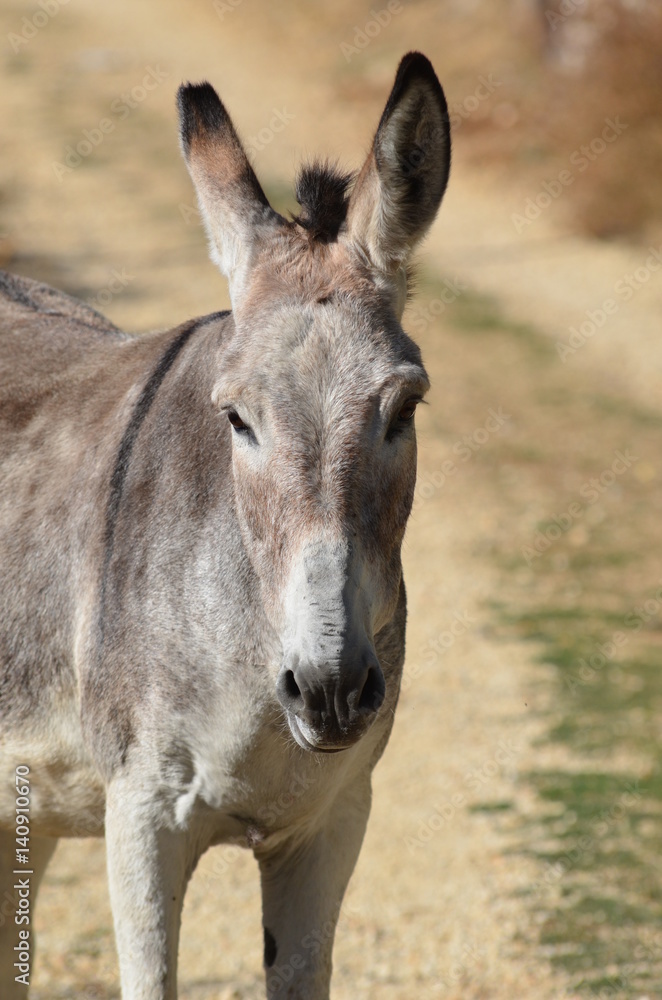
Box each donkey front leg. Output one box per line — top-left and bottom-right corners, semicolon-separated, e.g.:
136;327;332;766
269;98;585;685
258;779;372;1000
105;776;201;1000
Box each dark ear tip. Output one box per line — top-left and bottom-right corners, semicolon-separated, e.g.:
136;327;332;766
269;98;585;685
177;81;227;151
391;51;447;113
396;51;436;78
177;80;220;113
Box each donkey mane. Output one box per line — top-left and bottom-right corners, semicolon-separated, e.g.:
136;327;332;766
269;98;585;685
293;162;354;243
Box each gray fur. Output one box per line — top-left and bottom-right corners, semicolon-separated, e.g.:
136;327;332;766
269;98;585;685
0;51;450;999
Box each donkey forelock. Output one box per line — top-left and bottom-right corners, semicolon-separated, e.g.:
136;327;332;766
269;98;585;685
293;162;353;243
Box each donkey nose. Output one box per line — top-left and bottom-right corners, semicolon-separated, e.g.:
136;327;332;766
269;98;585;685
276;649;385;751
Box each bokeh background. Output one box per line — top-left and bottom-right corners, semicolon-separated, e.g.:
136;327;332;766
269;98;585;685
2;0;662;997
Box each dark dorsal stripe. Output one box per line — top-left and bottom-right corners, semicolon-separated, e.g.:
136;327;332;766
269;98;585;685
0;270;38;310
98;311;230;647
0;269;125;336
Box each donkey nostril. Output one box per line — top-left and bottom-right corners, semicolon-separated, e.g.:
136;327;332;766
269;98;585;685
281;669;302;704
358;666;385;715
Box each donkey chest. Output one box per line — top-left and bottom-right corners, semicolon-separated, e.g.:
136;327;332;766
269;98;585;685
172;707;373;849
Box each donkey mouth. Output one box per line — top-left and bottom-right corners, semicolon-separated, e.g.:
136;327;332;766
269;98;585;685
287;714;359;754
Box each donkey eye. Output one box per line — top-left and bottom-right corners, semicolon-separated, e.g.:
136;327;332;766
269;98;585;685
386;397;422;442
398;399;419;421
227;410;249;432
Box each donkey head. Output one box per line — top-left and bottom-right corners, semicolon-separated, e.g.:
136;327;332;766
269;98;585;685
178;53;450;753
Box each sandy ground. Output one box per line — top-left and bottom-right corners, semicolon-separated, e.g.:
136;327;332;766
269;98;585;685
1;1;660;997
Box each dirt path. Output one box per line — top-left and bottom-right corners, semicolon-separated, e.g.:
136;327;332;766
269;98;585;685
427;168;662;414
2;1;660;997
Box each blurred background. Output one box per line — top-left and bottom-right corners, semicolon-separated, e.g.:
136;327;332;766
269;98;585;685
2;0;662;997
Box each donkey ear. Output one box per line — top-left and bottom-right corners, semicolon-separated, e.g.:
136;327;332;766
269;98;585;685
177;82;281;307
345;53;450;297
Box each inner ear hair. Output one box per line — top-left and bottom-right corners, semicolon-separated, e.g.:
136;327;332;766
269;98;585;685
345;52;451;281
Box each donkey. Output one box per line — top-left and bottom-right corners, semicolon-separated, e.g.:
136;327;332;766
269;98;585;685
0;52;450;998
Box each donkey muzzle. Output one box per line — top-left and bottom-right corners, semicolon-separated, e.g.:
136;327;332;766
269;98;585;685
276;648;385;752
